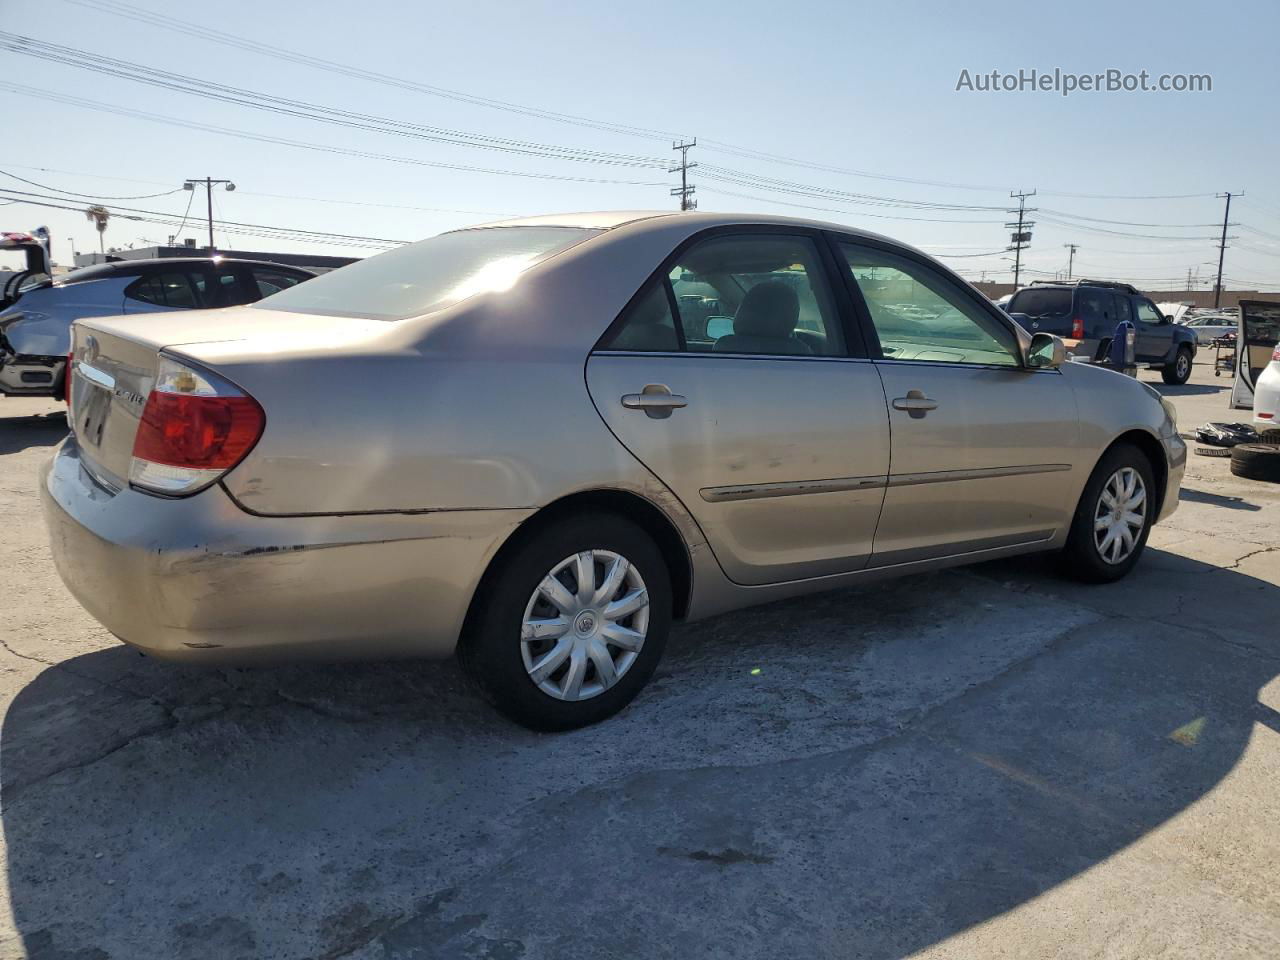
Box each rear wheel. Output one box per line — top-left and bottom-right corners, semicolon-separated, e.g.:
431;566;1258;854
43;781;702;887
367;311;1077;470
1162;346;1193;384
1060;443;1156;583
458;512;671;730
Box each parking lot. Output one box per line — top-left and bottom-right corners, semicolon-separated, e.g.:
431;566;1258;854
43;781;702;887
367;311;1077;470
1;360;1277;959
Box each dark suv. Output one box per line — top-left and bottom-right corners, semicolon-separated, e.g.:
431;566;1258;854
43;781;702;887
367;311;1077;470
1006;280;1197;384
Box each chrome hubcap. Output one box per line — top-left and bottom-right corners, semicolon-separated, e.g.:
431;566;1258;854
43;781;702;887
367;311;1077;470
520;550;649;702
1094;467;1147;564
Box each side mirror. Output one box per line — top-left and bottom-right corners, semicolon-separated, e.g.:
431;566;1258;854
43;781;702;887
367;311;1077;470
1160;313;1172;325
1027;332;1066;369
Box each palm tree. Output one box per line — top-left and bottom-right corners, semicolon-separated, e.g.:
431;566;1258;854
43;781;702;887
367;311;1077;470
84;206;110;254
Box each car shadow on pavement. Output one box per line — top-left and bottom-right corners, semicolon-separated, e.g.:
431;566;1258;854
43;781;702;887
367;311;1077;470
2;549;1277;959
1148;381;1228;397
1179;486;1264;511
0;413;67;455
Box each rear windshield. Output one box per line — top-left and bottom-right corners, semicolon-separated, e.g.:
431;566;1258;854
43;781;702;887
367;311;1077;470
256;226;601;321
1008;288;1072;318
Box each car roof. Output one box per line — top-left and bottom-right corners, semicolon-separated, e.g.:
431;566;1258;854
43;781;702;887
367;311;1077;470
462;209;902;246
61;257;314;282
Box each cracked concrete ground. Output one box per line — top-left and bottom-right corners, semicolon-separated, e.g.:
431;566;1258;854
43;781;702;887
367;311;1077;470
1;361;1278;959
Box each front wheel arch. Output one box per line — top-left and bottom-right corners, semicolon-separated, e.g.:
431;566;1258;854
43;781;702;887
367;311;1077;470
1099;429;1168;523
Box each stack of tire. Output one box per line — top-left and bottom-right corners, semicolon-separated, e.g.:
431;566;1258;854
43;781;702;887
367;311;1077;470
1231;429;1280;482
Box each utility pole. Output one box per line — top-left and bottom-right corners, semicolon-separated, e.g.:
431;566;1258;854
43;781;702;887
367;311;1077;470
1212;191;1240;309
1006;189;1036;289
1063;243;1078;280
184;177;236;252
670;139;697;211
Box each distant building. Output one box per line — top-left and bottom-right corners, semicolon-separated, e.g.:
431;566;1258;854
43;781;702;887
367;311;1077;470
72;242;358;274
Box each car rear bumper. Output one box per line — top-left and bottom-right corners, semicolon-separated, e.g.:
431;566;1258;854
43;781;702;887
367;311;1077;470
40;436;532;663
0;354;63;397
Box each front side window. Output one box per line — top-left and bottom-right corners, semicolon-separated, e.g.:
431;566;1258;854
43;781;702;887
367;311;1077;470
1134;299;1162;325
257;226;600;321
600;233;845;357
840;243;1020;366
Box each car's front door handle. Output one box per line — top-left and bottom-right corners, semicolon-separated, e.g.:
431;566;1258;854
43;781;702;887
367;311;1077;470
622;384;687;419
891;390;938;418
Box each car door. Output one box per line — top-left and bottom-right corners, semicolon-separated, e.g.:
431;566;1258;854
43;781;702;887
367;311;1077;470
586;229;891;586
834;238;1079;566
1231;300;1280;409
1132;296;1172;362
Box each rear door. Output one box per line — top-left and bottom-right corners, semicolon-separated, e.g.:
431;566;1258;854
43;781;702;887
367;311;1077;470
586;228;891;586
834;238;1079;566
1232;300;1280;409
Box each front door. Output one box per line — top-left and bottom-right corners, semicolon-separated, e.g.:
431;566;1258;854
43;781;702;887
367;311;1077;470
835;239;1079;565
1132;296;1173;363
586;231;891;586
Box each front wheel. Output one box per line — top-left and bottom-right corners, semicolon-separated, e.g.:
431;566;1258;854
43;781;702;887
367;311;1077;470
458;511;672;731
1162;346;1193;385
1059;443;1156;583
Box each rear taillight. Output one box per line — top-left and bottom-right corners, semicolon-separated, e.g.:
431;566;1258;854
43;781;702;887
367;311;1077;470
129;356;265;496
1071;315;1085;339
1273;347;1280;362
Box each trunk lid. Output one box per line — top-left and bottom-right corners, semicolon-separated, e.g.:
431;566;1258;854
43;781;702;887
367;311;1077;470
69;305;392;490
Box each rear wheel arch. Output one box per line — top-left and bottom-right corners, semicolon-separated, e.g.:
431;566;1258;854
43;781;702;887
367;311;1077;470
465;489;693;630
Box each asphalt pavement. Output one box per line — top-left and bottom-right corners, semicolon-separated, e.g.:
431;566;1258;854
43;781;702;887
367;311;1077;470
0;360;1276;959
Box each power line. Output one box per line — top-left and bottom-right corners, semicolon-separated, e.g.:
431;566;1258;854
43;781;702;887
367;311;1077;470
0;33;672;170
0;81;671;188
59;0;682;143
0;168;181;200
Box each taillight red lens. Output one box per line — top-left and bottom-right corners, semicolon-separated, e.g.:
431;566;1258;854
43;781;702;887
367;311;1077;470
1071;315;1084;339
132;392;264;469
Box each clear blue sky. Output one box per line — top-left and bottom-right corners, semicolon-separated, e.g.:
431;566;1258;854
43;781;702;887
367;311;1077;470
4;0;1279;290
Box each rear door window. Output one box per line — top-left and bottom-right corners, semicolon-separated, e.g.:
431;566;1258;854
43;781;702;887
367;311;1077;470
126;270;205;308
1078;289;1110;338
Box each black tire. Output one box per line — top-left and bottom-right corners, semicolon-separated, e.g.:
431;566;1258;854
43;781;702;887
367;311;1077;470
1059;443;1157;583
1259;428;1280;445
1161;346;1193;385
1230;444;1280;482
458;511;672;731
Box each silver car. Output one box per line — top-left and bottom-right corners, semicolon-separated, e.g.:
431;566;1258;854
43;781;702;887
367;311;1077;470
1;257;313;398
41;212;1186;729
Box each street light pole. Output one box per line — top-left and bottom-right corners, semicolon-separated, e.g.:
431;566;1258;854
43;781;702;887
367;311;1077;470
184;177;236;252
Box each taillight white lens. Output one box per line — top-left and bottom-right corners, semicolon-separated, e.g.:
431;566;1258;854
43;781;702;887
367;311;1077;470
129;356;265;496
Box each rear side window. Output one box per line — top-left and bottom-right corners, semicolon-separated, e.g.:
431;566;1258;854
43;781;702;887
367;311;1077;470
251;266;307;299
126;271;204;308
599;282;680;352
258;226;600;321
1008;287;1072;323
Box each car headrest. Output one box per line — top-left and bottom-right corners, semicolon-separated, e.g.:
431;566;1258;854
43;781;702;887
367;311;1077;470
733;282;799;339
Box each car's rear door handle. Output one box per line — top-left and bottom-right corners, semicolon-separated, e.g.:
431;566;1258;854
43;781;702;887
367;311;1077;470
891;390;938;418
621;384;687;419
